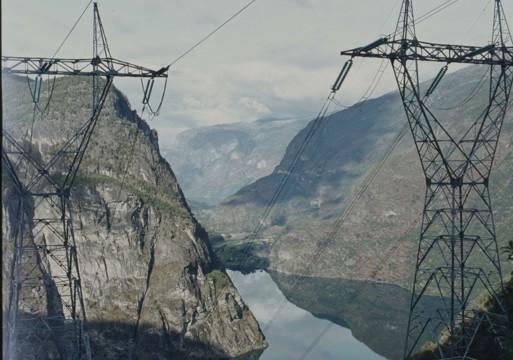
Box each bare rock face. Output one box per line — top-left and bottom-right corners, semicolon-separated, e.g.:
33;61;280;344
74;185;265;359
2;75;266;359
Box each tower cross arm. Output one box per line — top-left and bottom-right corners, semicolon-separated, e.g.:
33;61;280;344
340;38;513;65
1;55;169;78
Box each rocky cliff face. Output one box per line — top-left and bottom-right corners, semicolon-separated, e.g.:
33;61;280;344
2;75;266;359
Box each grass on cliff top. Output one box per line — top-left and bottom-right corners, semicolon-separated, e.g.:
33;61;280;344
73;173;184;215
207;269;232;290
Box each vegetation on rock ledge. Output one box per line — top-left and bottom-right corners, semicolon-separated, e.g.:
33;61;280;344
412;249;513;360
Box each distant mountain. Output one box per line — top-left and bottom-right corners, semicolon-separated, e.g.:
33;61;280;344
163;116;310;208
207;66;513;286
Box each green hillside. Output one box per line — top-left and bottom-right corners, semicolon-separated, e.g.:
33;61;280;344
207;65;513;287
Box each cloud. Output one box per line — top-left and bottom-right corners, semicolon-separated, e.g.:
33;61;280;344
2;0;501;146
146;59;336;144
237;96;271;114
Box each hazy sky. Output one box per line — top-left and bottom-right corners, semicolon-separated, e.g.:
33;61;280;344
2;0;507;147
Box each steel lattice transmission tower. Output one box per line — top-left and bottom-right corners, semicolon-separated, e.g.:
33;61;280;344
2;3;168;359
340;0;512;359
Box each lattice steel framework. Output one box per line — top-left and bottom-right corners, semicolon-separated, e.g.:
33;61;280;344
340;0;512;359
2;3;168;359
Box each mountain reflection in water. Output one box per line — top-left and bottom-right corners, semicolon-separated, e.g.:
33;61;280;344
273;271;445;360
228;270;389;360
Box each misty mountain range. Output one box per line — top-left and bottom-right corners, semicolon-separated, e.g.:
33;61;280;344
166;65;513;286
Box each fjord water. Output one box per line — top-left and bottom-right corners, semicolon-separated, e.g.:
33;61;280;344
228;270;390;360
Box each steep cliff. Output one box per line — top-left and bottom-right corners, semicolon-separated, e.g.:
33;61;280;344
2;75;266;359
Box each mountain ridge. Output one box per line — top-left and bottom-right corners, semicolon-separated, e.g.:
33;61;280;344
205;65;513;286
163;115;311;207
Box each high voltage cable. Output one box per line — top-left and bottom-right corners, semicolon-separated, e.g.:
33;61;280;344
43;0;258;115
262;121;410;333
387;0;460;39
51;0;94;59
429;67;489;111
116;0;258;206
230;91;337;284
227;0;412;279
37;0;490;356
24;1;91;118
230;0;467;333
338;58;389;110
115;0;259;206
335;0;462;111
416;0;460;24
293;2;511;357
423;1;492;113
297;214;422;360
167;0;258;68
460;0;493;43
25;75;57;115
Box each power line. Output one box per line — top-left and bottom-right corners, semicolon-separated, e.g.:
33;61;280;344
167;0;258;68
227;0;467;328
460;0;493;43
428;66;489;110
115;0;259;203
297;215;421;360
230;91;337;285
51;1;94;59
416;0;460;24
262;121;410;333
335;1;462;111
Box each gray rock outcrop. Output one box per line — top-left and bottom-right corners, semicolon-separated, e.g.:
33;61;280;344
2;75;266;359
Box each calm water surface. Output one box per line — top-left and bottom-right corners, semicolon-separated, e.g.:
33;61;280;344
228;270;388;360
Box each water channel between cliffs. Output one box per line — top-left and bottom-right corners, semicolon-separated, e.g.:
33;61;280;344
228;270;394;360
